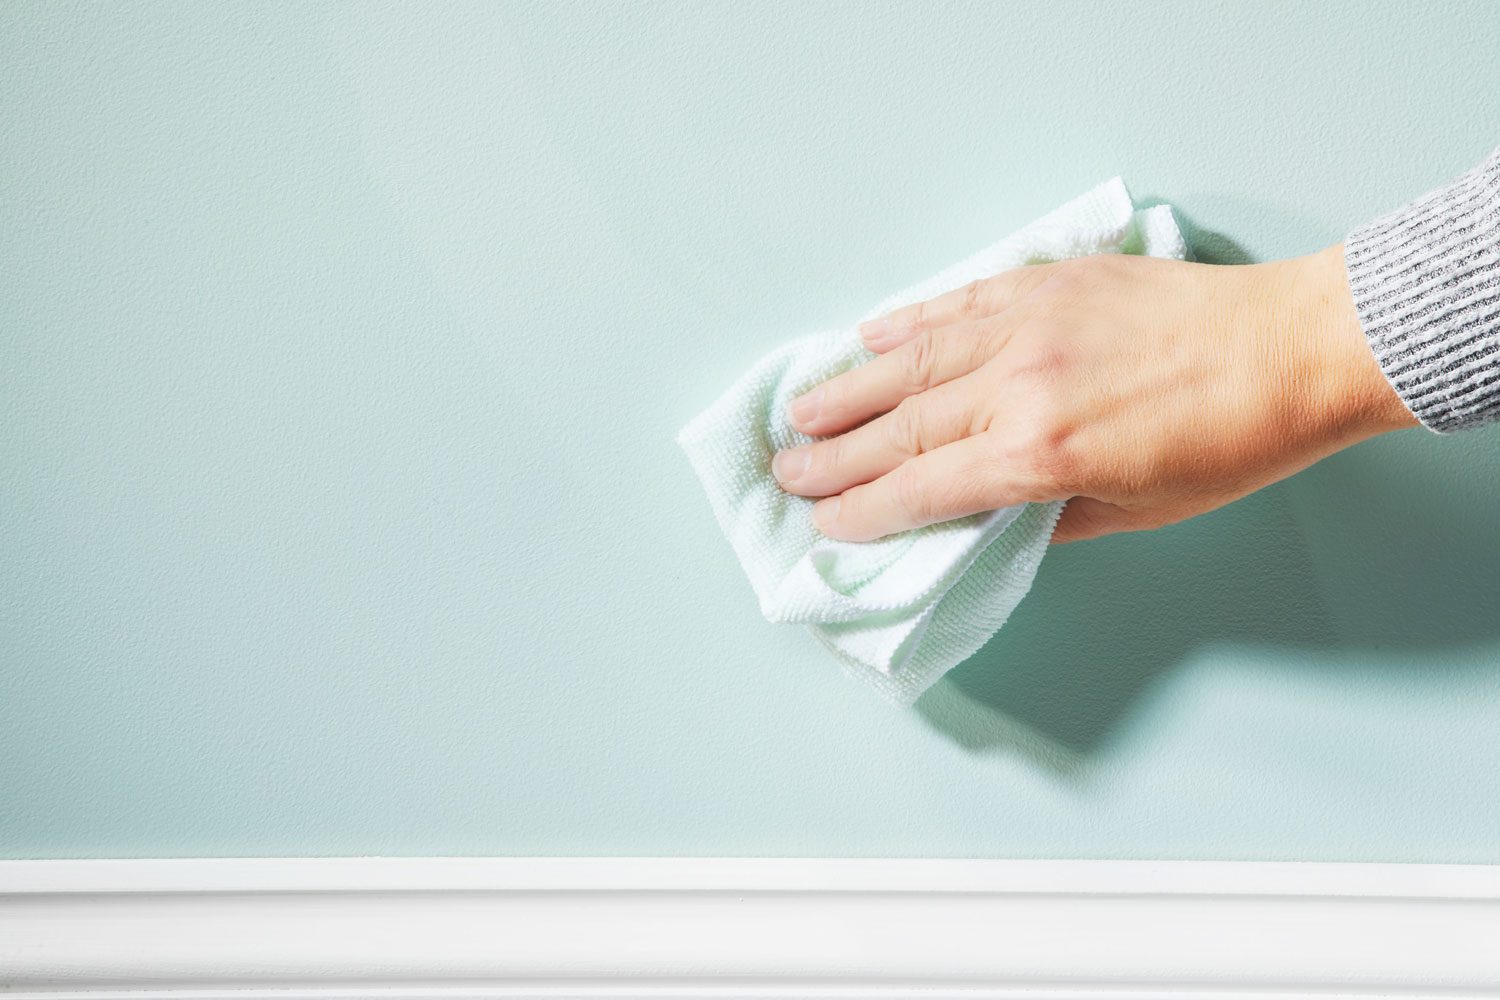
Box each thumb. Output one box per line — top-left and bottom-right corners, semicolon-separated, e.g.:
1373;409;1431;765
1051;497;1167;545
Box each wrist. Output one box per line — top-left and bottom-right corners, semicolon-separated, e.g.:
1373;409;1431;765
1277;243;1419;445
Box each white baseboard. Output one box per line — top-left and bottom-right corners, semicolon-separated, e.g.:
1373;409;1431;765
2;858;1498;998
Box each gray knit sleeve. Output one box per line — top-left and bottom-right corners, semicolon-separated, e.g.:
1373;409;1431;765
1343;147;1500;433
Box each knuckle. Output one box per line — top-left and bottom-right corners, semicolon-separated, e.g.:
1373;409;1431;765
887;397;926;454
1011;414;1080;494
959;279;984;317
817;376;847;421
1027;265;1086;311
892;462;932;521
1035;436;1081;494
1011;338;1071;380
946;457;994;513
809;434;841;475
1047;254;1105;289
1004;343;1074;409
1049;254;1131;304
966;323;1001;370
893;454;994;525
899;333;938;394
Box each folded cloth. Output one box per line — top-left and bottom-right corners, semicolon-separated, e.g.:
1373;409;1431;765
678;179;1186;704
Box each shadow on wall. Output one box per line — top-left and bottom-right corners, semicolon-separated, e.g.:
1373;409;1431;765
1149;201;1257;265
914;214;1500;774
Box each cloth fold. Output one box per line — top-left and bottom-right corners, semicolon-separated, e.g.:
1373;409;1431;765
678;179;1186;704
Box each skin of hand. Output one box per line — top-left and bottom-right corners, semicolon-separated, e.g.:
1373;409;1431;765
772;245;1418;545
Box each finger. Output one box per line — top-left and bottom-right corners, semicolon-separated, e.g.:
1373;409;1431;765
811;434;1064;542
786;318;1004;437
857;262;1059;354
775;378;981;498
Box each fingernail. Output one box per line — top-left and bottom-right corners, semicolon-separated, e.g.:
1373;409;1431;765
812;497;841;532
789;386;823;425
771;447;811;484
859;316;893;347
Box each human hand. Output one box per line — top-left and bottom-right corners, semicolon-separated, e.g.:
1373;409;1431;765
772;245;1417;544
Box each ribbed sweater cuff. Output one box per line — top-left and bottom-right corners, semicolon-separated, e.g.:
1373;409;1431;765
1343;147;1500;433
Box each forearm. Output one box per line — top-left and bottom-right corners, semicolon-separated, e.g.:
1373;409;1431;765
1344;147;1500;433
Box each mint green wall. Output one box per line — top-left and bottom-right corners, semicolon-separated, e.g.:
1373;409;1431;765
5;1;1500;861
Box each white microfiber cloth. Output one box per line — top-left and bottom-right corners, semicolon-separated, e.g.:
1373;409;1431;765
678;179;1186;704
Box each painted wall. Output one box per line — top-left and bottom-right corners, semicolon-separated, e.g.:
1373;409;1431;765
4;1;1500;861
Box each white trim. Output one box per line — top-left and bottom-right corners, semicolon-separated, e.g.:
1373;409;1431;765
2;858;1498;998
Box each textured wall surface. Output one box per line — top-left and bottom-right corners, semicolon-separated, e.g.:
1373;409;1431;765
4;1;1500;860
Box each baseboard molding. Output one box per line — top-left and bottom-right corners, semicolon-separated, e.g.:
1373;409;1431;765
2;858;1498;998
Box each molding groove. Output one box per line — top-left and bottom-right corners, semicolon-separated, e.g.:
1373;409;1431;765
2;858;1498;998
